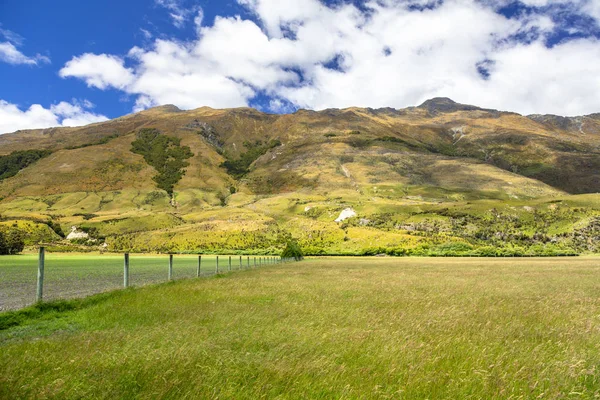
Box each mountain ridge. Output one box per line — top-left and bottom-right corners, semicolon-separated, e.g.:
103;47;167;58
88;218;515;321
5;97;600;139
1;98;599;256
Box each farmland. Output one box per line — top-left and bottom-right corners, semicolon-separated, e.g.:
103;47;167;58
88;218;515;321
2;256;600;398
0;253;267;311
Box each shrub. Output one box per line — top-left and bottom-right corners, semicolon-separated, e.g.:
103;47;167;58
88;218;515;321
45;220;65;238
429;242;473;256
0;228;25;255
281;240;304;260
73;213;97;220
217;192;229;207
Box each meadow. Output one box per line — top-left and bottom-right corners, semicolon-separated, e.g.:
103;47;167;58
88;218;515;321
0;253;268;311
1;256;600;398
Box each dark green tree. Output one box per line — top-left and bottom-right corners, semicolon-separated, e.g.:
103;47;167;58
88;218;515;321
0;230;7;255
5;229;24;254
0;228;25;255
281;240;304;261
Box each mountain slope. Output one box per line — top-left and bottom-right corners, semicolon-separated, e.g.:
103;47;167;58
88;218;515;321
1;99;599;255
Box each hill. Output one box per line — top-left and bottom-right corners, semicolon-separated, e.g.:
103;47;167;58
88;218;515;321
1;98;599;256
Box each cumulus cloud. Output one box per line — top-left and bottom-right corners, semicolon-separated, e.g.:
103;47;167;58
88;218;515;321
0;27;50;65
60;53;134;89
59;0;600;116
0;100;108;134
583;0;600;20
511;0;600;22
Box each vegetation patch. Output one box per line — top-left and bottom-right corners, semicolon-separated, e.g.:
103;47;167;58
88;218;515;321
0;150;52;181
281;240;304;260
0;227;24;255
0;292;117;330
131;128;194;196
221;139;282;178
64;133;119;150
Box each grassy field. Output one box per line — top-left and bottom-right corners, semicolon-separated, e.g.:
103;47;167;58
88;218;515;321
1;256;600;398
0;253;268;311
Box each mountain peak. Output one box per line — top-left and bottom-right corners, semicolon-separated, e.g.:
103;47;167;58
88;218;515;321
417;97;495;114
145;104;182;113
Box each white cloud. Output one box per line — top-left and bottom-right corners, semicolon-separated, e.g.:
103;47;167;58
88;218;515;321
194;8;204;34
0;27;50;65
59;0;600;116
0;100;108;134
155;0;202;28
59;53;134;89
511;0;600;23
140;28;153;40
583;0;600;20
0;26;24;46
0;42;49;65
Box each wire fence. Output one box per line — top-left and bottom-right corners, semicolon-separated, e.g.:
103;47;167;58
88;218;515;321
0;248;296;312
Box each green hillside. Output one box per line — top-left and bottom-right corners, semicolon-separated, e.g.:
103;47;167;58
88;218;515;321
1;98;599;255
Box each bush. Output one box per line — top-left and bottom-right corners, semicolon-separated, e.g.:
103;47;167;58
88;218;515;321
46;220;65;238
428;242;473;256
0;228;25;255
281;240;304;260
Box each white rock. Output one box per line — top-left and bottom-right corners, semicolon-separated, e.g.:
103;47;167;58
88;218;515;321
304;206;312;212
66;226;89;241
335;208;357;223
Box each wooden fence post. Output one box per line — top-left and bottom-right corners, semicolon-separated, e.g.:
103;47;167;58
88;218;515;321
197;255;201;278
124;253;130;288
229;256;232;272
247;256;250;269
239;256;242;270
36;247;45;303
168;254;173;281
216;256;219;274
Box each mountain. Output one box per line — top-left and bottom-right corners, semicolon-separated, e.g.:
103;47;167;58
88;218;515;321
1;99;599;256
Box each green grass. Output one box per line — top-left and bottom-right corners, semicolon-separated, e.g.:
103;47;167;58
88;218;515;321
0;253;263;311
2;257;600;398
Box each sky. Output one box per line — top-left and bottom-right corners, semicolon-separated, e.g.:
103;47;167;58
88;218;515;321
1;0;600;134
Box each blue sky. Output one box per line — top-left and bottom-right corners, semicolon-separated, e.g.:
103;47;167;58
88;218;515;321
1;0;600;133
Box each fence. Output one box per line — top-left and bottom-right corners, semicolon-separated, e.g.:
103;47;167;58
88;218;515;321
0;248;298;311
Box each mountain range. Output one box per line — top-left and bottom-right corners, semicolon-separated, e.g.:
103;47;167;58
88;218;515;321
1;98;599;256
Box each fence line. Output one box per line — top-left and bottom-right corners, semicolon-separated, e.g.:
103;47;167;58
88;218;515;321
32;247;298;305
